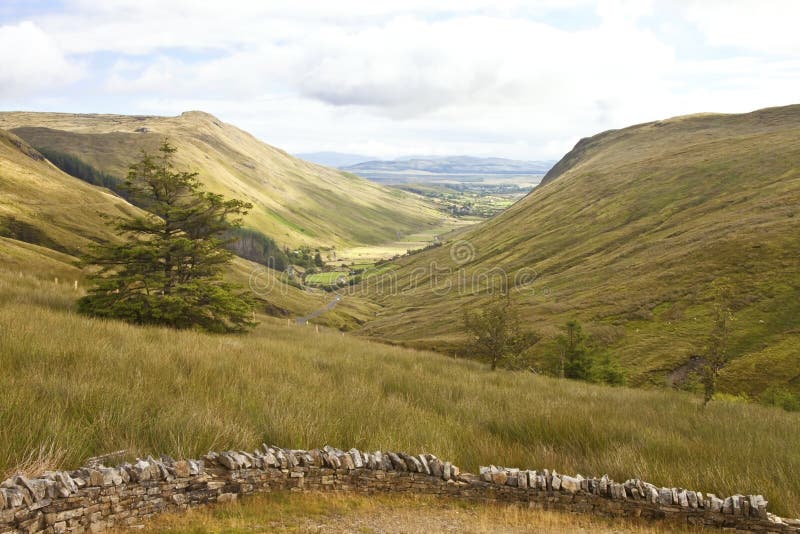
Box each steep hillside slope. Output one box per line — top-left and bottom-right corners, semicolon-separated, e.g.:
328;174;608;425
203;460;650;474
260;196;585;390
358;105;800;395
0;111;444;249
0;129;139;254
0;128;374;327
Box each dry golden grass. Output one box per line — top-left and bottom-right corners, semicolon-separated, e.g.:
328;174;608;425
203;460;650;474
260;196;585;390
337;218;475;264
142;492;704;533
1;267;799;517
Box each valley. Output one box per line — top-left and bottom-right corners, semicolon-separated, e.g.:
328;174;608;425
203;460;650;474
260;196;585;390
356;105;800;400
2;3;799;533
2;105;798;404
343;156;543;223
394;182;532;219
0;104;798;532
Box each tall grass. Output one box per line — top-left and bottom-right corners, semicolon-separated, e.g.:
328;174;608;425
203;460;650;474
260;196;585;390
0;272;799;516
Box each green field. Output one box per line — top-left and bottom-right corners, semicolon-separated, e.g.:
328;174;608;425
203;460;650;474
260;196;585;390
304;263;378;289
305;271;350;287
350;263;375;273
1;267;799;517
396;182;531;218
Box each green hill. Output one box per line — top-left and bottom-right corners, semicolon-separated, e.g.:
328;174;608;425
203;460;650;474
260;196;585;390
357;104;800;397
0;128;375;328
0;111;445;249
0;129;140;254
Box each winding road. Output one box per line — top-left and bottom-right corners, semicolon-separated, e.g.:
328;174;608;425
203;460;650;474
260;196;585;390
295;294;342;325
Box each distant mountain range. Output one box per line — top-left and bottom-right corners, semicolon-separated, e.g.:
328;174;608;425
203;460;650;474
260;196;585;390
297;155;555;185
295;153;555;182
294;151;372;168
345;156;554;174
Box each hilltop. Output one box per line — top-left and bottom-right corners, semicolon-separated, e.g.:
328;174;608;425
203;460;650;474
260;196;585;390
357;104;800;397
0;111;445;249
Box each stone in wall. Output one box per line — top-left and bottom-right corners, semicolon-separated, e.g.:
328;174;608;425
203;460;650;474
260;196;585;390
0;444;797;534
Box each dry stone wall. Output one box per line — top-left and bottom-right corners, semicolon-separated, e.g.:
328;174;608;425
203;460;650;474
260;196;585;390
1;445;798;533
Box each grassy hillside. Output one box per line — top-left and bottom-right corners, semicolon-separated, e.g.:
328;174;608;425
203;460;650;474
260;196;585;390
357;105;800;396
0;129;140;254
1;267;799;517
0;111;446;249
0;130;375;328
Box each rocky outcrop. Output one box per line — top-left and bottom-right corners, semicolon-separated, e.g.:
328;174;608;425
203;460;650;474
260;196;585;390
1;445;797;533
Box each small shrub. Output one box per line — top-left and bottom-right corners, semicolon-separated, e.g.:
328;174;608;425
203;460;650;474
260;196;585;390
759;386;800;412
553;320;592;380
463;293;539;370
591;351;626;386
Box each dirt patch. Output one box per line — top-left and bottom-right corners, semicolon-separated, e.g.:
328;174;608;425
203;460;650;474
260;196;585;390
667;356;707;388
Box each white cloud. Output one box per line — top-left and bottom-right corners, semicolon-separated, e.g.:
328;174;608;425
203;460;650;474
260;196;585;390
0;21;80;98
102;14;676;117
38;1;589;55
94;10;682;159
682;0;800;55
3;1;799;160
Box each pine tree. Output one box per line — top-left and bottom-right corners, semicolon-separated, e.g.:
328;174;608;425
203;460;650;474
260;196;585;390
556;320;592;380
78;141;255;333
700;289;733;406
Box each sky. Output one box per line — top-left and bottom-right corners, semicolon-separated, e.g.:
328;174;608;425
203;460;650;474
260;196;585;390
1;0;799;161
